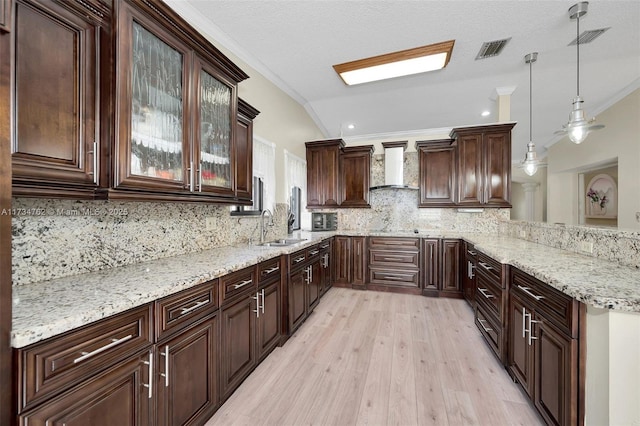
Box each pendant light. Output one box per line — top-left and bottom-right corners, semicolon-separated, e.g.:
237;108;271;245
558;2;604;144
522;52;542;177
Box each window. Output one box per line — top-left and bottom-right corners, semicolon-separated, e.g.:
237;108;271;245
285;150;307;229
230;136;275;216
230;177;263;216
290;186;301;231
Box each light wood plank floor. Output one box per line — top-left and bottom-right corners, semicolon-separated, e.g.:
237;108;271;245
206;288;543;426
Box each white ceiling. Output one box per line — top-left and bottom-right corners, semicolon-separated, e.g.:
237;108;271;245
169;0;640;162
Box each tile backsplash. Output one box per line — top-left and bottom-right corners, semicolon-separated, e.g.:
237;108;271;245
12;198;287;285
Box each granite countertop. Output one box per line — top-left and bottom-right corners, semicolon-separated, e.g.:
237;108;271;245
12;230;640;348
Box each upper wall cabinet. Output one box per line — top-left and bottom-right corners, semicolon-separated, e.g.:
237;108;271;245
235;98;260;203
11;0;111;198
340;145;373;208
451;123;515;207
109;0;249;202
416;139;457;207
306;139;344;208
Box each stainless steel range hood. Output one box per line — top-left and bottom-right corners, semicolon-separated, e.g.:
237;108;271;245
370;141;419;190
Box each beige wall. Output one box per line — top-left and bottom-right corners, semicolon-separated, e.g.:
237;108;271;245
164;0;325;204
546;89;640;229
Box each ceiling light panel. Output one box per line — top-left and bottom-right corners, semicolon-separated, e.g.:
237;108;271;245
333;40;455;85
475;37;511;60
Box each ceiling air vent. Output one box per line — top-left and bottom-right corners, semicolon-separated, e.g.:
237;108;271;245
568;28;610;45
475;37;511;60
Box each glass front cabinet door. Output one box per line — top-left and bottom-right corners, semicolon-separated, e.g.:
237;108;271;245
114;0;241;201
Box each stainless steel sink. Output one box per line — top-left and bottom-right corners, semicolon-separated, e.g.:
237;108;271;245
258;238;306;247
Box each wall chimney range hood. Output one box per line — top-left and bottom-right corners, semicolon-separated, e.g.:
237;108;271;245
370;141;419;190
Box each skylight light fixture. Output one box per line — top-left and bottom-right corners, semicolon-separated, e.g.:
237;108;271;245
333;40;455;86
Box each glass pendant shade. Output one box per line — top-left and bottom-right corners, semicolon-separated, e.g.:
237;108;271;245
522;142;539;176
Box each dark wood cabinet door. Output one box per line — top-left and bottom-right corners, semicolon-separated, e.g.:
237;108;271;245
221;295;256;399
533;316;578;426
114;1;193;193
288;268;307;333
305;139;343;208
456;134;483;205
307;260;322;311
156;316;218;426
352;237;367;287
417;141;456;207
0;0;10;33
12;0;104;197
462;257;476;304
340;146;373;207
484;131;511;206
422;238;439;291
320;246;332;294
333;236;352;285
440;239;461;294
508;292;534;398
235;99;258;202
257;280;281;361
19;350;152;426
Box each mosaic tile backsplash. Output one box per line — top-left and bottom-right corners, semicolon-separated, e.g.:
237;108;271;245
12;198;288;285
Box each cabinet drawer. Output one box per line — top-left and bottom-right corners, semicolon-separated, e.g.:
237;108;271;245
17;304;153;412
220;266;257;305
369;237;420;250
475;303;502;361
476;272;503;321
464;241;477;259
155;280;218;341
318;239;332;252
511;268;577;337
258;257;282;284
476;251;502;285
369;268;419;288
369;249;419;268
306;244;322;260
289;248;307;270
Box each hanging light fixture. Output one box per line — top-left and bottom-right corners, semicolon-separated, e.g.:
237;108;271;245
522;52;542;177
557;2;604;144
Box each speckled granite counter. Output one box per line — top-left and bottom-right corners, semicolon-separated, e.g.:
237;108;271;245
12;230;640;348
11;231;334;348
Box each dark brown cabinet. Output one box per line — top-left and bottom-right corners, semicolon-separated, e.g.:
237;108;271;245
319;239;333;294
416;140;457;207
340;145;373;208
421;238;462;298
462;241;477;306
333;235;365;287
11;0;109;198
19;349;153;426
306;139;343;208
0;0;10;33
450;123;515;207
235;98;259;202
306;249;322;311
155;316;219;426
508;268;584;426
109;0;250;203
441;239;461;295
368;237;421;294
422;238;439;293
474;251;507;363
257;279;281;361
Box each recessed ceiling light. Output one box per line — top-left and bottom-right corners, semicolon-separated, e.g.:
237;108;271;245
481;111;491;117
333;40;455;86
347;124;355;130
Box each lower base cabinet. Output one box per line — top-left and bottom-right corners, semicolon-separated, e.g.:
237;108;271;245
156;316;219;426
19;350;152;425
257;280;281;361
422;238;462;297
333;236;365;287
221;294;256;399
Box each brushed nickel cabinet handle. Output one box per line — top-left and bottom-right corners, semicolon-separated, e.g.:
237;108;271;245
294;256;305;263
142;350;153;399
517;285;545;301
180;299;209;315
252;291;260;318
309;249;319;256
478;318;493;333
478;262;494;271
467;250;477;256
478;288;495;299
234;279;253;289
88;141;98;184
159;345;169;387
73;334;134;364
263;266;279;275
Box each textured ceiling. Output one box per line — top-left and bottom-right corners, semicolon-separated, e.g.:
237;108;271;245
167;0;640;163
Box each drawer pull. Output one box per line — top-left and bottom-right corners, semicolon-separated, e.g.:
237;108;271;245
234;279;253;289
142;350;153;399
467;250;477;256
517;285;545;301
478;318;493;333
73;334;134;364
309;249;320;256
294;256;305;263
478;288;495;299
478;262;494;271
180;299;209;315
320;244;330;249
262;266;279;275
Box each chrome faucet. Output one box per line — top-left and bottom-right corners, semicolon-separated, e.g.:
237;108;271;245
260;209;273;243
